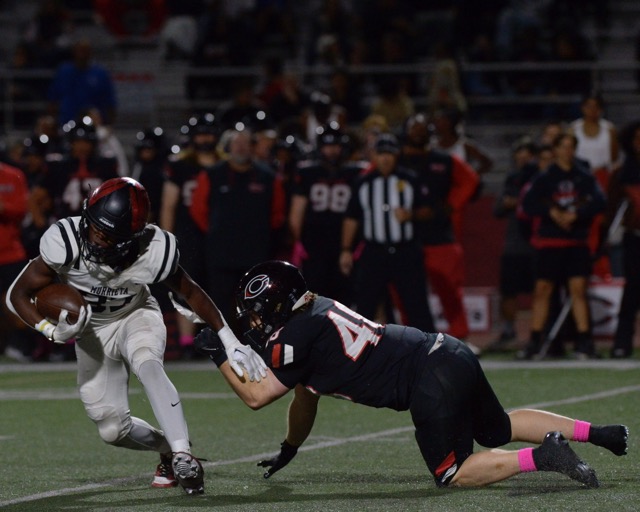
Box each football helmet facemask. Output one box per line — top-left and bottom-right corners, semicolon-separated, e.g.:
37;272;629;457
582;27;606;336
79;177;150;267
236;261;309;349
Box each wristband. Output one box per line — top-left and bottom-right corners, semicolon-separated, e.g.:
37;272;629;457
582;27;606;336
281;439;299;456
35;319;55;340
209;348;229;367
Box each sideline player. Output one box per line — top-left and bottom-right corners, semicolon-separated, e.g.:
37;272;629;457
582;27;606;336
6;177;266;495
194;260;628;488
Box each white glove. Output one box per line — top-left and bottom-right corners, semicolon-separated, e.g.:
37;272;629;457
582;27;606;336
35;305;92;343
168;292;205;323
218;326;267;382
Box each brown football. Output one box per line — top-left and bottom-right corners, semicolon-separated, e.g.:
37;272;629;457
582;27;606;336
35;283;87;324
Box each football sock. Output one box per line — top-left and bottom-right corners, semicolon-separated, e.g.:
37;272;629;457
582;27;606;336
572;420;590;442
588;424;629;456
518;447;537;472
138;359;191;453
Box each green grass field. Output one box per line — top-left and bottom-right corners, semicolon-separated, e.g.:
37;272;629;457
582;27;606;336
0;358;638;512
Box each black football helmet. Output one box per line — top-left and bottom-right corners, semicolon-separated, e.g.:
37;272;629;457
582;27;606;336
316;123;349;148
63;117;97;143
236;261;309;349
79;177;150;267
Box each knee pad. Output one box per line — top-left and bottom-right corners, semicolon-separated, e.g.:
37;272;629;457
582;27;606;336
90;409;132;445
128;346;164;376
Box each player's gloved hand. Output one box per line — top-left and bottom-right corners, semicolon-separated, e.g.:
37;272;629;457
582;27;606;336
257;440;299;479
218;326;268;382
194;327;227;365
36;305;92;343
168;292;205;323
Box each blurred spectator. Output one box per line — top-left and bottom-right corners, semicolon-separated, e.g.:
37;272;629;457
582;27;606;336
158;0;204;60
47;39;117;126
340;133;435;332
187;0;253;100
7;43;50;129
520;133;606;360
538;120;566;146
503;24;548;100
22;0;74;67
94;0;167;38
267;71;309;126
327;67;366;124
130;127;168;224
256;57;286;106
494;0;545;60
252;0;297;59
354;114;390;161
288;124;364;305
40;117;118;220
369;77;415;133
360;0;416;66
398;113;479;351
305;0;354;66
302;91;345;148
488;137;539;350
19;135;54;259
84;109;129;177
190;128;287;327
463;33;502;97
602;120;640;359
547;28;593;97
570;93;620;278
217;79;266;131
0;159;31;362
161;113;218;357
426;41;467;115
430;108;493;177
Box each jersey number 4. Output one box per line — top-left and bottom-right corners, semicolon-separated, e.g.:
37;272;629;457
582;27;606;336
327;302;382;361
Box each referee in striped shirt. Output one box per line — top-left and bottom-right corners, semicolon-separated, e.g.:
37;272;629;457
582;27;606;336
340;134;435;332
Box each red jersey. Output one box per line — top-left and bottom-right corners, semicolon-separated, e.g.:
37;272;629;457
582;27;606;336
0;163;28;265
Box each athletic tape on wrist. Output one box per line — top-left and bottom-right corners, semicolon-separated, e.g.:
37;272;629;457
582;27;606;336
35;319;55;340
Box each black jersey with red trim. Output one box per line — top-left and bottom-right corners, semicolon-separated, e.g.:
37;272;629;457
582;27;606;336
292;161;365;250
265;296;434;410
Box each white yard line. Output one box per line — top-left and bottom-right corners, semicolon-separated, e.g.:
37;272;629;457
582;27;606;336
0;382;638;507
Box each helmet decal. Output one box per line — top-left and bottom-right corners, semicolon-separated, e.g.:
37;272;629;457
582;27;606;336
244;274;270;299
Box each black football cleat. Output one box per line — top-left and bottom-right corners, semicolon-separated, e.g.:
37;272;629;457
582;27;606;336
589;424;629;456
172;452;204;495
533;431;599;488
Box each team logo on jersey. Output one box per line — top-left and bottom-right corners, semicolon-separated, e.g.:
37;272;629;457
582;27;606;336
244;273;270;299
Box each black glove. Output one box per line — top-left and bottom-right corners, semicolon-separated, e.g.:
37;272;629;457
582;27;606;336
194;327;228;366
257;440;299;479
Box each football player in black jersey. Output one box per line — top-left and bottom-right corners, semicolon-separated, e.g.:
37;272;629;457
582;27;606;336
194;260;628;489
6;177;267;495
289;124;364;304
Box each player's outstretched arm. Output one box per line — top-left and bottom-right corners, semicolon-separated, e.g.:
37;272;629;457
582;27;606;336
194;327;288;408
257;385;320;478
166;266;267;382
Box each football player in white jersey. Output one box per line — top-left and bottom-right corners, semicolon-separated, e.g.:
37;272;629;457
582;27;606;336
5;177;267;495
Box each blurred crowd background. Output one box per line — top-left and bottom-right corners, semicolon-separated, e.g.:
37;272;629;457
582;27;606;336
1;0;640;362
